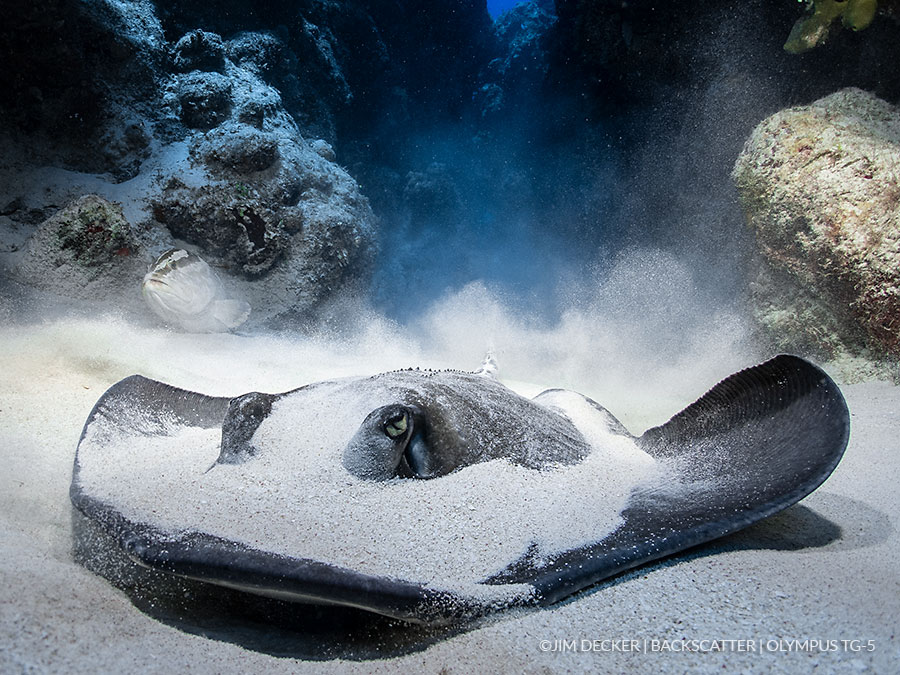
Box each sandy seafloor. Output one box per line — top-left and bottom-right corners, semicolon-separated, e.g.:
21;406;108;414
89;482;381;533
1;311;898;674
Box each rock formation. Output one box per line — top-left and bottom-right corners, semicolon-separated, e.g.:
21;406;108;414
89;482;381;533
0;1;379;327
15;195;146;300
733;88;900;364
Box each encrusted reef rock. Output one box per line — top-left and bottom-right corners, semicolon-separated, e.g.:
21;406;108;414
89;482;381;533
151;29;377;324
172;29;226;73
15;195;145;299
733;88;900;366
2;5;377;327
177;72;234;129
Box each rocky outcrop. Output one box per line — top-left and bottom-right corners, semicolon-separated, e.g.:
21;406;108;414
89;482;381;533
151;0;496;148
14;195;146;300
1;3;378;326
1;1;510;325
733;88;900;363
150;26;377;324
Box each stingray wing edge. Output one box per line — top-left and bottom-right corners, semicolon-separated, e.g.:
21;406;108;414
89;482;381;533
488;355;850;605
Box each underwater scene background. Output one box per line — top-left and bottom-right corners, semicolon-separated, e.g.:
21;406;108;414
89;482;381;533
1;2;900;672
1;0;898;383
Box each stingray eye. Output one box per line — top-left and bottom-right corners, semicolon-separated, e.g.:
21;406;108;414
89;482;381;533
383;411;408;439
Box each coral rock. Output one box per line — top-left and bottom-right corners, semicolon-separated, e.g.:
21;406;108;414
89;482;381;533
733;88;900;360
198;125;280;174
173;30;226;73
15;195;144;298
178;71;233;129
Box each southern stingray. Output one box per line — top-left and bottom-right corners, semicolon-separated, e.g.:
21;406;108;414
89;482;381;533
70;354;849;625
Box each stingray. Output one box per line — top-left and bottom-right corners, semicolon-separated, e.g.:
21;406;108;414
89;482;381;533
70;355;849;625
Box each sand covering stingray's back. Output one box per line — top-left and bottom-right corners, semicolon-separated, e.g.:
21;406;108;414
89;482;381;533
77;375;658;599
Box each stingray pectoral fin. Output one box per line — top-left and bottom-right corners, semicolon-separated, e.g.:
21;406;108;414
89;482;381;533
71;375;232;512
533;388;632;438
77;375;231;439
487;355;850;606
639;353;849;477
77;378;278;467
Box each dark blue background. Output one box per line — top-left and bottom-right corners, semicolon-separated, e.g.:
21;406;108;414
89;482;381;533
487;0;522;18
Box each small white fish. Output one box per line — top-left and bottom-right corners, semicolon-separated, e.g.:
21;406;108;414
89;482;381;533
142;249;250;332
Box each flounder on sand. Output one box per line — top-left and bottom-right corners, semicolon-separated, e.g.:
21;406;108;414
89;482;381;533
71;355;849;625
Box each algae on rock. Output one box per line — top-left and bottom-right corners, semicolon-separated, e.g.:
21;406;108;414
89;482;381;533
15;195;146;299
785;0;879;53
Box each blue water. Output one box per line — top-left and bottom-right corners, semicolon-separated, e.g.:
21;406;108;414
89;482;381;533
487;0;524;19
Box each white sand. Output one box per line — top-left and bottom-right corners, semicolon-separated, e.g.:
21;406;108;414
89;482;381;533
1;316;898;673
